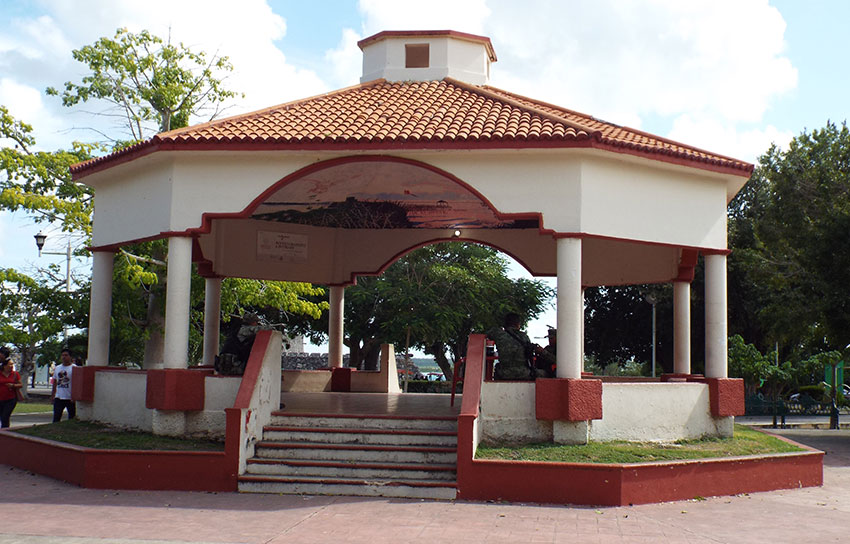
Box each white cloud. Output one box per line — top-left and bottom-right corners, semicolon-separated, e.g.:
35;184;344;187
358;0;491;35
324;28;364;89
349;0;797;160
668;113;793;163
0;0;329;146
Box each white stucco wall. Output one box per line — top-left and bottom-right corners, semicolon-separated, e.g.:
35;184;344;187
361;35;491;85
87;371;153;431
478;381;733;444
589;383;733;442
479;382;553;443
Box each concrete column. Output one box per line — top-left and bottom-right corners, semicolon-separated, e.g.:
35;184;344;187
86;251;114;366
704;253;728;378
202;277;223;367
163;236;193;369
328;285;345;368
581;287;585;372
673;281;691;375
556;237;582;379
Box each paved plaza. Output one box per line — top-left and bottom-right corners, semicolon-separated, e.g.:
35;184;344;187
0;428;847;543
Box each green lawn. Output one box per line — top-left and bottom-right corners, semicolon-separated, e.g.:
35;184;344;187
13;420;225;451
475;425;803;463
14;402;54;414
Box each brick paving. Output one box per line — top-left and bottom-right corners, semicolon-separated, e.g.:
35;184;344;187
0;428;845;544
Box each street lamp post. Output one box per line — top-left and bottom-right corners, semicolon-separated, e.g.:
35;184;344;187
34;231;72;343
645;294;657;378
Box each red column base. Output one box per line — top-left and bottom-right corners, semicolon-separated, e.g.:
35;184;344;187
146;369;212;411
535;378;603;421
705;377;746;417
71;366;99;402
331;367;352;392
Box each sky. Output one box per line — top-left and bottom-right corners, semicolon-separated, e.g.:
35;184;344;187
1;0;849;350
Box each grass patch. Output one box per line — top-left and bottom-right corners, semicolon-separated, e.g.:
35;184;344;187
13;420;225;452
14;402;54;414
476;424;803;464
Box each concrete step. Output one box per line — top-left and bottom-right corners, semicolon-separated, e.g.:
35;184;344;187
245;458;457;481
262;426;457;447
238;474;457;500
254;441;457;465
269;413;457;432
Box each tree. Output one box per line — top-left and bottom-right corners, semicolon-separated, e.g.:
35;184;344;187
1;28;325;367
728;122;850;359
47;27;241;140
0;268;88;392
341;242;553;379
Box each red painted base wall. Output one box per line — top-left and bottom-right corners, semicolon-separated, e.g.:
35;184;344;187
458;447;823;506
0;432;237;492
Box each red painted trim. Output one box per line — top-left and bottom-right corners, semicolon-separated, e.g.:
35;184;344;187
705;377;746;417
247;459;456;471
535;378;603;421
0;432;234;492
456;433;822;505
257;442;456;453
702;248;732;256
239;474;457;488
232;330;274;409
357;30;497;61
145;368;212;411
264;426;456;436
71;366;98;402
331;367;353;392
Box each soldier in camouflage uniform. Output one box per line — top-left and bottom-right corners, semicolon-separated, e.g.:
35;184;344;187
488;313;540;380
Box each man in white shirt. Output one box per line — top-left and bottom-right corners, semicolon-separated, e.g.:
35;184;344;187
51;348;75;422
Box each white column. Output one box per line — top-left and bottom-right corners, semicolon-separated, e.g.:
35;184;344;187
556;237;583;379
581;287;585;372
86;251;114;366
328;285;345;368
673;281;691;375
704;253;728;378
202;277;222;367
163;236;193;369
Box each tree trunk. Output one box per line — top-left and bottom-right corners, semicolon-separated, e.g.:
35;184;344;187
428;341;454;382
362;339;381;371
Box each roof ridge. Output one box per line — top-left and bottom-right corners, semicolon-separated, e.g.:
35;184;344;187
446;78;601;139
482;86;749;167
155;79;389;141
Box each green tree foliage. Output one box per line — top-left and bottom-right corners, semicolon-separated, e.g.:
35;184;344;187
0;29;323;366
0;268;88;391
0;106;95;233
341;242;553;379
46;27;241;139
728;122;850;359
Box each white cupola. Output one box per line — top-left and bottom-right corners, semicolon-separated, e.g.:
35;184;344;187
357;30;497;86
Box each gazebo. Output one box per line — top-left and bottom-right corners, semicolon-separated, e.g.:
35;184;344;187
51;30;809;503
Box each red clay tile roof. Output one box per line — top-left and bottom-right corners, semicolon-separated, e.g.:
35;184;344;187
71;78;753;178
357;30;497;61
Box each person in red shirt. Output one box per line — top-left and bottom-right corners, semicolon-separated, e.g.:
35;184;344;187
0;346;23;428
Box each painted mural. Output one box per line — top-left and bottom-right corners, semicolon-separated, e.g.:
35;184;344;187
252;160;537;229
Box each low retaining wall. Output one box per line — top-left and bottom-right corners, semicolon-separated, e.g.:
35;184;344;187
0;431;235;491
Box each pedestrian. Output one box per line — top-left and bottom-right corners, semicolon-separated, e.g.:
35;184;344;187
51;348;76;422
0;346;23;428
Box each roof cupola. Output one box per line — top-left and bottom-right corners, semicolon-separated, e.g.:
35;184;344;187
357;30;497;85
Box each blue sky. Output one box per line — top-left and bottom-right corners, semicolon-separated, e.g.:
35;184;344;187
1;0;848;348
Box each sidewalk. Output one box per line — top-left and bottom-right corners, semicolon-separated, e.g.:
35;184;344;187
0;428;847;544
738;414;850;429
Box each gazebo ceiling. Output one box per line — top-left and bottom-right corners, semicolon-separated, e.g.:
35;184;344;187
250;159;537;230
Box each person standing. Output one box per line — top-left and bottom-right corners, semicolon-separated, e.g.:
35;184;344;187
0;346;23;428
51;348;76;422
487;312;543;380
